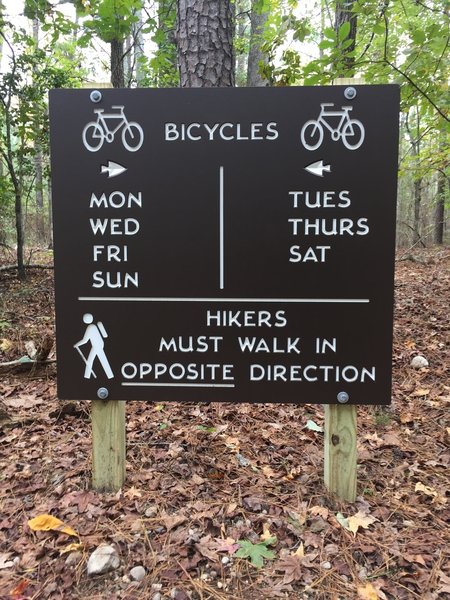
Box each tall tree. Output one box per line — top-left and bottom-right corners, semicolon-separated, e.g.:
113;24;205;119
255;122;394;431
333;0;357;76
80;0;142;88
247;0;269;86
175;0;234;87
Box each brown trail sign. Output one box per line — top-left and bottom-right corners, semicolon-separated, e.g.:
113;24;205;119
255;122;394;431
49;85;399;495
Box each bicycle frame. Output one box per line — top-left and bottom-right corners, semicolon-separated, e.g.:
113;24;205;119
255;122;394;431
93;106;128;137
316;104;353;136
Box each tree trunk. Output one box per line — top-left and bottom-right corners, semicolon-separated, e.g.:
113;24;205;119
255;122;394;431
33;18;46;245
334;0;357;75
111;38;124;88
134;8;145;86
124;34;133;85
434;126;448;245
14;183;25;279
413;177;422;246
247;0;268;87
434;171;446;244
176;0;234;88
234;0;248;86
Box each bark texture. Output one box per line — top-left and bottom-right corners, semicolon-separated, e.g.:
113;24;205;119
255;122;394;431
334;0;358;75
110;38;125;88
247;2;268;87
176;0;234;87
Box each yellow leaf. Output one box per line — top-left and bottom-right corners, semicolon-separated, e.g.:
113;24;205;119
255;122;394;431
262;465;277;479
293;542;305;557
0;338;13;352
309;505;329;519
347;511;376;535
28;514;78;537
415;482;437;497
60;542;83;555
260;522;274;542
357;582;379;599
412;388;430;397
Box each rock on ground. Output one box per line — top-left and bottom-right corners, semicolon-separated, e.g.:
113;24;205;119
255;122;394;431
87;544;120;576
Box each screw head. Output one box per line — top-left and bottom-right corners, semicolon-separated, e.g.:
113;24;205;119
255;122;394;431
344;86;357;100
97;387;109;400
90;90;102;103
337;391;349;404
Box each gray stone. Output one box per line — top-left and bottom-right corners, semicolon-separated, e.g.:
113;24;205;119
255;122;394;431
87;544;120;576
65;551;82;567
410;355;429;368
130;565;146;581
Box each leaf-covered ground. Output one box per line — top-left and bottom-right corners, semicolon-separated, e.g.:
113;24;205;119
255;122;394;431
0;247;449;600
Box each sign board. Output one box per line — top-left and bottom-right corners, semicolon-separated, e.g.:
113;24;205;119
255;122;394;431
49;85;399;404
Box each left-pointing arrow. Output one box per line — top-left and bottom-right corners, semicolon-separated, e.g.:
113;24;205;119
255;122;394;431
101;161;127;178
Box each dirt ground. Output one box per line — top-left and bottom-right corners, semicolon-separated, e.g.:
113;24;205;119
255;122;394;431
0;247;449;600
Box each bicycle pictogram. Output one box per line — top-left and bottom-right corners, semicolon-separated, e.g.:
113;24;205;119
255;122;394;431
82;105;144;152
300;103;365;151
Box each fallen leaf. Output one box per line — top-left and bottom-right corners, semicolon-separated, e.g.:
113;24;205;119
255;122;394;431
305;419;323;432
347;511;377;535
415;482;437;497
275;544;318;584
0;552;14;569
309;506;329;520
262;465;277;479
28;514;78;537
59;542;84;555
161;512;187;531
215;537;239;554
124;486;142;499
357;582;379;599
0;338;13;352
260;522;274;542
236;538;276;568
10;579;30;598
412;388;430;397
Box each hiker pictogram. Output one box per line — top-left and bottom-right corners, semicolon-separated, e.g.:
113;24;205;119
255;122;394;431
74;313;114;379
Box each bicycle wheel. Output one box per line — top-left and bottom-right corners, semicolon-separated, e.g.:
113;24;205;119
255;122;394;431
300;120;324;151
82;122;104;152
122;122;144;151
342;119;365;150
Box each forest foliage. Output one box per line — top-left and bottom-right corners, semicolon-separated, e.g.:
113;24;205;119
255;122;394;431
0;0;448;277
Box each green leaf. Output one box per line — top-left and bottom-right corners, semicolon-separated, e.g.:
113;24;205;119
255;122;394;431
236;538;277;568
411;29;426;45
323;26;336;41
338;21;351;42
319;39;336;50
373;22;385;35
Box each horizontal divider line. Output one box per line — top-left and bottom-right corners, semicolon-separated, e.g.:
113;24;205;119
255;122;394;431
79;297;370;304
122;382;235;388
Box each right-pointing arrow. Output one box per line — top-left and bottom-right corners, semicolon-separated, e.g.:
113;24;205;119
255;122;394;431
305;160;331;177
101;160;127;178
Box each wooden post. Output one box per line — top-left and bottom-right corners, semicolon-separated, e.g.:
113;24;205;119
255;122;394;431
91;400;126;492
324;404;357;502
322;76;362;503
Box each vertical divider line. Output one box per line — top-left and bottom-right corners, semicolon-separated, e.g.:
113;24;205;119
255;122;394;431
220;166;224;290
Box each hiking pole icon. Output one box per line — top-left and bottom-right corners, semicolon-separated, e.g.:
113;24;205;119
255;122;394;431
74;345;97;378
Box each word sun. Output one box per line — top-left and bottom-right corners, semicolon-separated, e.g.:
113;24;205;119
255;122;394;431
89;191;142;289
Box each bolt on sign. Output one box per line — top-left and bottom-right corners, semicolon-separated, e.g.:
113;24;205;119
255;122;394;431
49;85;399;405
